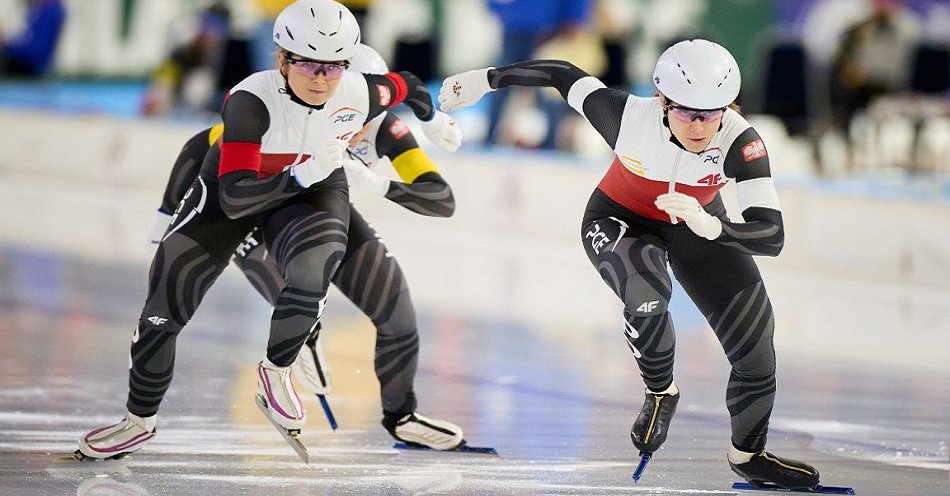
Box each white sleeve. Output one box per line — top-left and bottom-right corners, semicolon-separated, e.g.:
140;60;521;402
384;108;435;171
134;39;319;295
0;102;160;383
736;177;782;212
567;76;607;114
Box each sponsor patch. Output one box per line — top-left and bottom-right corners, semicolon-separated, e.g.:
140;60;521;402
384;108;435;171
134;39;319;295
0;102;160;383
377;84;392;107
741;139;767;161
388;119;409;139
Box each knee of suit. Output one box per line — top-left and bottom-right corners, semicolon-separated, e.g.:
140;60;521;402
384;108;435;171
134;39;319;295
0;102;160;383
282;244;345;293
729;339;776;377
626;295;669;317
135;316;184;337
139;298;188;333
370;290;417;335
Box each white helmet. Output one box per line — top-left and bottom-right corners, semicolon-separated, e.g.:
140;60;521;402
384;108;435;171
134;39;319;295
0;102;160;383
653;39;740;109
349;44;389;74
273;0;361;61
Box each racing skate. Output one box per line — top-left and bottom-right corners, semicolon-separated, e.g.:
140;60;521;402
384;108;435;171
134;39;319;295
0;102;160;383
630;389;679;482
255;360;309;463
730;450;853;494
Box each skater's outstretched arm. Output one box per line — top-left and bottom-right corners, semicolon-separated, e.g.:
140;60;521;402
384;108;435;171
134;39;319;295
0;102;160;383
346;112;455;217
439;60;629;149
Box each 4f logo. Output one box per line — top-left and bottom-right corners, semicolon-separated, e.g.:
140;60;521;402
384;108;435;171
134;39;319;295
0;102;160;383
585;223;612;255
333;113;356;124
697;173;722;185
147;316;168;326
636;301;659;313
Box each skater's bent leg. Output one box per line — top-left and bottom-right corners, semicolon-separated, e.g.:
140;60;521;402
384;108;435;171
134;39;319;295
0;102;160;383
332;208;460;449
582;218;675;391
671;244;775;453
256;199;348;431
264;208;347;366
582;218;679;453
332;232;419;415
710;281;776;452
128;232;229;416
671;243;816;489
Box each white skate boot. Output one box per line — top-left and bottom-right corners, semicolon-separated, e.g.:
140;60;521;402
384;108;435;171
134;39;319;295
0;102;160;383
292;329;332;394
77;412;156;460
386;412;464;450
256;359;306;431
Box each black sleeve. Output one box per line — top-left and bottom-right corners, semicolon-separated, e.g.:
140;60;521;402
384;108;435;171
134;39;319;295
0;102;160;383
716;127;784;256
159;128;214;214
581;88;630;149
487;60;628;149
217;90;305;219
364;113;454;217
723;128;772;182
364;72;435;123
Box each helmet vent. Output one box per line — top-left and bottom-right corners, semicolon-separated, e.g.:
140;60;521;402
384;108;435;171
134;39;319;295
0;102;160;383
285;26;295;40
318;10;342;37
676;63;692;84
717;68;733;87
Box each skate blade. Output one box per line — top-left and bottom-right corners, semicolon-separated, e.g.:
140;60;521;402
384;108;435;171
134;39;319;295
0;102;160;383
393;441;498;455
317;394;338;431
632;451;652;482
46;451;132;474
732;482;855;494
254;394;310;464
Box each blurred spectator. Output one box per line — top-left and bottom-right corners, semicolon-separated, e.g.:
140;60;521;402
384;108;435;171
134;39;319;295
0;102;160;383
141;2;249;116
0;0;65;78
363;0;437;81
829;0;919;141
486;0;594;149
593;0;635;90
250;0;293;72
338;0;375;28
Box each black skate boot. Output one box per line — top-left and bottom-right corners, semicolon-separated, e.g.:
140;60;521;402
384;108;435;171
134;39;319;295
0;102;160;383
630;390;679;453
729;450;820;490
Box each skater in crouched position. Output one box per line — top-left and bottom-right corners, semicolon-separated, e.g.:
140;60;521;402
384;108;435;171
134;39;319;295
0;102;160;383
439;39;821;490
78;0;464;459
141;43;464;451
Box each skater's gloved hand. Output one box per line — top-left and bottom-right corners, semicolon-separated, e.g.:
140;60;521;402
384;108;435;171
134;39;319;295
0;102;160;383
655;192;722;240
146;210;173;250
291;138;348;187
420;111;462;152
342;159;389;196
438;68;494;112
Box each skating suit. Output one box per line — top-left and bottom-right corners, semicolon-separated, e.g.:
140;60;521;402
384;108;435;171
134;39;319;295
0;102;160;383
155;109;453;416
488;60;783;452
128;69;435;418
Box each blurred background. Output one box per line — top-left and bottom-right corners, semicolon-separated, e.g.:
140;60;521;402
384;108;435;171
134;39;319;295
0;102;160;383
0;0;949;171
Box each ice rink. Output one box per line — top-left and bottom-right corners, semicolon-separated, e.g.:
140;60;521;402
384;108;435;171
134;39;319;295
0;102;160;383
1;114;949;495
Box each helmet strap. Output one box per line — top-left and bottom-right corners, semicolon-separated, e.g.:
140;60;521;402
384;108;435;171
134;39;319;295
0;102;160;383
278;67;326;111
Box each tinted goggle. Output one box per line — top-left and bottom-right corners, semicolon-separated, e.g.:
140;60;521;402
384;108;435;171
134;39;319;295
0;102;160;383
286;58;350;80
666;103;725;123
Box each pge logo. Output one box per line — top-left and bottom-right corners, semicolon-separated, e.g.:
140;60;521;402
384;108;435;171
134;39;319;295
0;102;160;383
701;147;723;166
330;107;364;126
351;143;371;160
